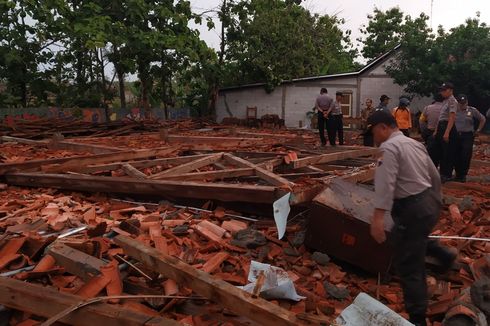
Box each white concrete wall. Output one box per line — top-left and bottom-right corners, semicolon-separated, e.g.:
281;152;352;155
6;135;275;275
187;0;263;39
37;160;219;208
216;87;283;123
284;81;357;128
216;73;431;127
217;77;359;128
359;76;432;116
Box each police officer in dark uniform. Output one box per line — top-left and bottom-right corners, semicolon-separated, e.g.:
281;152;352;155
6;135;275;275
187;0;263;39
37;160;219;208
435;82;458;182
367;111;457;326
327;92;344;146
315;88;335;146
453;94;486;182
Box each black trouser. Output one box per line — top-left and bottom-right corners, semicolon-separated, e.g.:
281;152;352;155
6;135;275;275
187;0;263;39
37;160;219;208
317;111;328;145
327;114;343;145
454;131;474;179
363;131;374;147
391;188;453;325
400;129;410;137
422;129;440;168
435;120;458;179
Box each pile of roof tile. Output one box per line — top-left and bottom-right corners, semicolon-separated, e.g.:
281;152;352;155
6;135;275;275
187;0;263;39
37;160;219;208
0;126;487;325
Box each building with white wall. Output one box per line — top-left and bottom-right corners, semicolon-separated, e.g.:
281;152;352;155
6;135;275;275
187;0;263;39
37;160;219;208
216;47;432;128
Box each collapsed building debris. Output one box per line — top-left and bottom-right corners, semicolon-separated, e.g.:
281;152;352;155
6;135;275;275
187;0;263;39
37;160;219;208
0;120;488;325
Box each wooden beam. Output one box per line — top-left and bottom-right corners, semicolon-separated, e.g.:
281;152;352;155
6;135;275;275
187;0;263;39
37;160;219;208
223;153;293;188
48;243;105;281
471;159;490;168
0;147;177;175
5;173;282;204
49;140;123;154
291;148;379;169
73;154;211;174
159;168;255;181
122;164;148;179
1;136;48;145
0;277;179;326
114;235;301;326
1;136;123;154
43;147;178;173
340;167;376;184
167;135;262;146
150;153;224;180
236;131;297;139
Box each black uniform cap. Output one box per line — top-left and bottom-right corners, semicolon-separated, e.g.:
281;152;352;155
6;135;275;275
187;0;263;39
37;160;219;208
365;110;397;132
439;82;454;90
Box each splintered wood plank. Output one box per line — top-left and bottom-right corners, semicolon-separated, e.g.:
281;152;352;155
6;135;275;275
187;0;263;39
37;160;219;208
114;235;301;326
0;277;179;326
291;148;379;169
48;243;105;281
340;167;376;184
159;168;255;181
43;147;178;173
223;153;293;188
5;173;281;204
149;153;224;179
122;164;148;179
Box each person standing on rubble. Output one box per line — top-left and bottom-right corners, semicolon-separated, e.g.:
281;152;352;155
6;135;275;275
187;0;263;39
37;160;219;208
453;94;486;182
367;110;457;326
420;94;444;167
327;92;345;146
315;88;335;146
361;98;376;146
434;82;458;183
392;97;412;137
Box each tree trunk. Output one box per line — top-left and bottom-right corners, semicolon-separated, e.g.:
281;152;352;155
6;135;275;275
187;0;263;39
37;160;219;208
117;70;126;109
160;56;169;120
138;59;150;118
112;46;126;109
96;49;109;122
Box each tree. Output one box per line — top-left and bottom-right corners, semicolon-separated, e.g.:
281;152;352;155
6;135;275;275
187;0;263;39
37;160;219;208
386;15;490;109
359;7;404;61
0;0;59;107
223;0;357;90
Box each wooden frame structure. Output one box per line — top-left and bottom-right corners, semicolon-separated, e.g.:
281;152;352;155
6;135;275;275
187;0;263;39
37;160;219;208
1;135;378;205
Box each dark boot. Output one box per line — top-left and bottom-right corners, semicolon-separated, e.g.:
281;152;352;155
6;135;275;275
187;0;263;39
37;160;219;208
409;315;427;326
427;241;457;273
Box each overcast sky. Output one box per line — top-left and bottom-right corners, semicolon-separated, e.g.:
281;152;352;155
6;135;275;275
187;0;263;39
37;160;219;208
189;0;490;54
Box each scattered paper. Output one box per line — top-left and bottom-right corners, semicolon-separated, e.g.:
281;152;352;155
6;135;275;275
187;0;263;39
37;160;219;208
273;192;291;240
240;260;305;301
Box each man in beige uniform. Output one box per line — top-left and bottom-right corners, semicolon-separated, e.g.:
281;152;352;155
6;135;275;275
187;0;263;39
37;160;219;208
367;111;456;326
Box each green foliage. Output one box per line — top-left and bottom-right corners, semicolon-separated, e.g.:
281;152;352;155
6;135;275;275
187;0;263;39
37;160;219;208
385;13;490;108
359;7;404;61
223;0;357;89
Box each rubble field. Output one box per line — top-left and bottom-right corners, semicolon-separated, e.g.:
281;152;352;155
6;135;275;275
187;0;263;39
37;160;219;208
0;119;488;326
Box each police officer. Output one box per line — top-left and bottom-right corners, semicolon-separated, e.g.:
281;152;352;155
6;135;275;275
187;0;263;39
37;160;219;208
327;91;344;146
435;82;458;183
420;94;444;167
315;88;335;146
453;94;486;182
367;110;456;326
